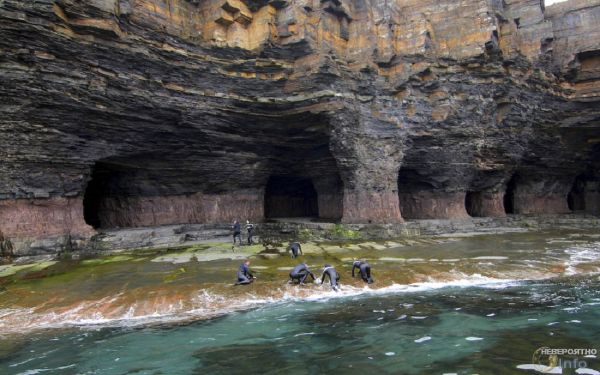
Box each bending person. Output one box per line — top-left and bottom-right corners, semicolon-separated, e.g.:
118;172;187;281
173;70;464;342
289;263;315;284
320;264;340;291
235;260;255;285
289;242;303;259
352;260;373;284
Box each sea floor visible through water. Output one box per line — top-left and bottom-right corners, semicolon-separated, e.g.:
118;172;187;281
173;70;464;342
1;229;600;374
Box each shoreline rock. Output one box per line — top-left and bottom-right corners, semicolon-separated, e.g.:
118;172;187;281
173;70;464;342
2;213;598;261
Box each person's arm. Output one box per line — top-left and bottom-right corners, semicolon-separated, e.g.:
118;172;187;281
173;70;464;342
299;244;302;255
309;271;315;280
352;263;357;278
320;271;327;285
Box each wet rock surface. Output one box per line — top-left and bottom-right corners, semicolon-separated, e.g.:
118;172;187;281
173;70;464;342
1;0;599;254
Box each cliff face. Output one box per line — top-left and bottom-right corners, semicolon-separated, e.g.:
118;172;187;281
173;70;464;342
1;0;599;252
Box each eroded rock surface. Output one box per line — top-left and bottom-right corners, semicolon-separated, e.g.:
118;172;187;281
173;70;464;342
1;0;599;252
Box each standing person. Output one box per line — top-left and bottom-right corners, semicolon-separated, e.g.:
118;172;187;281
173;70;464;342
289;263;315;285
235;260;255;285
352;260;374;284
246;220;254;245
289;242;302;258
320;264;340;291
232;220;242;246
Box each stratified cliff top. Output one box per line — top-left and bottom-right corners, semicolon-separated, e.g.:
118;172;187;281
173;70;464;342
0;0;599;247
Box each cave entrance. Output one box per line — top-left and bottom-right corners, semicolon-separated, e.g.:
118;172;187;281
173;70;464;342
264;175;318;218
568;175;586;211
465;191;476;217
503;175;518;214
397;166;436;219
83;162;114;229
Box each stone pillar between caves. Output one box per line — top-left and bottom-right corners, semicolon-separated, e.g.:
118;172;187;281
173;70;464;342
341;188;401;224
466;191;506;217
312;177;343;220
327;103;406;224
399;191;469;220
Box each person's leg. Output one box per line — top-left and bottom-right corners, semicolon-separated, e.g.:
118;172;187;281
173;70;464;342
300;271;309;284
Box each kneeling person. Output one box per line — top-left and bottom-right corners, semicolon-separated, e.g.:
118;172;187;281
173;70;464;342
235;260;255;285
352;260;373;284
289;263;315;284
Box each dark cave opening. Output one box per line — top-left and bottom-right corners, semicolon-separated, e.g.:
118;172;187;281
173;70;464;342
465;191;476;217
503;174;518;214
264;175;319;218
83;162;113;229
83;161;141;229
568;174;586;211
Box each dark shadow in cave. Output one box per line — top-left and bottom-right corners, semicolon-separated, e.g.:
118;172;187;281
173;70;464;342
568;174;586;211
465;191;476;217
83;162;113;229
503;174;518;214
264;175;318;218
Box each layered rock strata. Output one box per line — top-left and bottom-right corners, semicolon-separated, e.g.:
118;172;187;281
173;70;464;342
1;0;599;252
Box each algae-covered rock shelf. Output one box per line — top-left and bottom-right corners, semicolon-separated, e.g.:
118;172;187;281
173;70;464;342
1;0;599;255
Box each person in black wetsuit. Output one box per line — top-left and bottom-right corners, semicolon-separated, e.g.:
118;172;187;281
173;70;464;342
320;264;340;291
289;242;302;258
232;220;242;246
246;220;254;245
352;260;373;284
235;260;255;285
289;263;315;284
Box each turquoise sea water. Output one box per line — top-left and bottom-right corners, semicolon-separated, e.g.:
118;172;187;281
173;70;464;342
1;230;600;374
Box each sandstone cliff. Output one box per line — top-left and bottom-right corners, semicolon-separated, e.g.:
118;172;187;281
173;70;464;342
1;0;599;253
